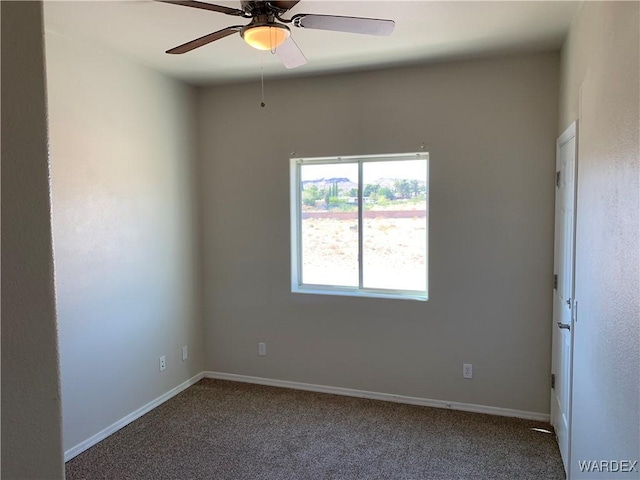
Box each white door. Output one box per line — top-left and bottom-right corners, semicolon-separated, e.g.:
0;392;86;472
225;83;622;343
551;121;578;476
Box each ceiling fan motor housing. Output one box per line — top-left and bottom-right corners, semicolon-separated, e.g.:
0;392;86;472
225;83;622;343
241;1;291;15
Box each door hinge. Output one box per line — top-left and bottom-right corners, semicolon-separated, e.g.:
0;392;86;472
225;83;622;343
553;274;558;290
551;373;555;389
556;171;561;187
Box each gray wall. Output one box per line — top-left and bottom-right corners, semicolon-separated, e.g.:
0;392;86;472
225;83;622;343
1;2;65;478
559;2;639;478
199;52;559;415
44;31;204;452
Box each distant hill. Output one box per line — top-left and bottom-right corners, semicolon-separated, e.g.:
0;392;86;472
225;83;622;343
302;177;426;195
302;177;357;193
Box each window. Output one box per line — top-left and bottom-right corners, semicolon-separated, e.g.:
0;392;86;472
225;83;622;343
290;152;429;300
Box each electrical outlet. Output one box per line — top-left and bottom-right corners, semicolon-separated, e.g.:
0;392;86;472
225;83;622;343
463;363;472;379
159;355;166;372
182;346;188;361
258;342;267;356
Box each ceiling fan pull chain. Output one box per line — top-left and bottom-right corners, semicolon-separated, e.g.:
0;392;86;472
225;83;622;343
261;62;266;108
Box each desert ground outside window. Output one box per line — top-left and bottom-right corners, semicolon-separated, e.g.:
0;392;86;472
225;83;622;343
290;152;429;301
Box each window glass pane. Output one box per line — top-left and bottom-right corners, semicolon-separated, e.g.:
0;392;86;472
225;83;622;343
362;160;428;291
300;163;359;287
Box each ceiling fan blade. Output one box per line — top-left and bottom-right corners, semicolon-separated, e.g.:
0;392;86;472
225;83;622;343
166;26;242;54
157;1;246;17
292;14;395;36
269;1;300;10
276;36;307;69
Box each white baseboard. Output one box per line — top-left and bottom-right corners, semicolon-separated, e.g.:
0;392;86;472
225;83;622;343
204;371;550;423
64;372;205;462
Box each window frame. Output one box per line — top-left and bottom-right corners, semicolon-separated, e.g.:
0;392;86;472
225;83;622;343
290;152;429;301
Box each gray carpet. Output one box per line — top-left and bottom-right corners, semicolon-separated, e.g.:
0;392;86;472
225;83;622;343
66;379;566;480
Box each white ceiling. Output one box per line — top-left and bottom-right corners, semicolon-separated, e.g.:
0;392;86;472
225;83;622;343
44;0;580;85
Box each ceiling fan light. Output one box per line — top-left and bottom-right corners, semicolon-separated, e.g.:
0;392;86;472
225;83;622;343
242;25;290;51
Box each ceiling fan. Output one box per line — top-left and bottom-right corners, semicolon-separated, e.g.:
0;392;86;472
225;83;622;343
158;0;395;69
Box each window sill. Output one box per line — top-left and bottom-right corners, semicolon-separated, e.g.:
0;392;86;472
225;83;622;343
292;285;428;302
